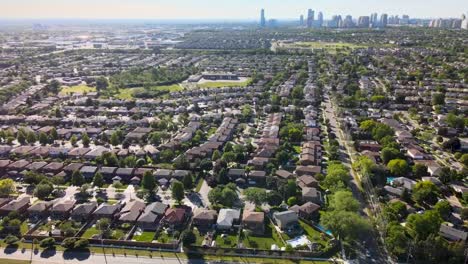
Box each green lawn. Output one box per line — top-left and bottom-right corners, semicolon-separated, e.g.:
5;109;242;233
242;223;284;250
115;88;144;99
133;231;155;242
299;220;329;246
197;79;251;89
59;85;96;95
192;228;206;246
152;84;184;92
155;231;174;243
82;227;100;239
215;232;238;248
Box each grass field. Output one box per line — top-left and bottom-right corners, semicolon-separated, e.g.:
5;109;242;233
197;79;251;89
133;231;155;242
114;84;183;99
59;85;96;95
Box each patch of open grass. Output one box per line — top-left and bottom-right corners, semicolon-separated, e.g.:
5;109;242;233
299;220;329;246
197;79;251;89
60;85;96;95
242;223;284;250
133;231;155;242
152;84;184;92
214;232;238;248
82;226;100;239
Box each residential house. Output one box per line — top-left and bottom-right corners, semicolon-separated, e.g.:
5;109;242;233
242;211;264;235
301;187;323;204
216;208;241;230
273;210;298;230
0;196;31;216
50;200;76;220
137;202;168;230
27;201;54;220
71;202;97;222
162;207;189;229
93;203;122;219
192;208;218;229
118;200;146;223
439;224;467;242
289;202;320;220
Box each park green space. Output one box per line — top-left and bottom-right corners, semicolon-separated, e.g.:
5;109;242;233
197;78;251;89
59;85;96;95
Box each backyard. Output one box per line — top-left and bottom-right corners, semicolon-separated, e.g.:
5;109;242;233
241;223;284;250
214;231;239;248
132;231;155;242
299;220;329;247
81;226;100;239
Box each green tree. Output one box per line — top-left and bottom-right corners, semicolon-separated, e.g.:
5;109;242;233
182;173;193;190
385;223;409;259
81;133;90;147
70;135;78;146
50;128;58;141
71;170;85;186
431;93;445;106
433;200;451;220
243;187;268;207
412;181;440;205
406;210;442;240
387;159;409;177
329;191;360;212
16;131;26;145
412;163;428;178
221;187;237;207
34;181;53;200
93;172;104;188
39;237;56;248
110;132;120;146
38;132;49;145
212;150;221;161
95;77;109;92
320;210;372;242
380;147;402;164
171;180;184;203
0;179;15;197
141;171;156;191
26;132;37;144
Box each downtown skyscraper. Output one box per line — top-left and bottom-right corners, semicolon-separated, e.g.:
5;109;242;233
307;9;315;28
260;9;266;27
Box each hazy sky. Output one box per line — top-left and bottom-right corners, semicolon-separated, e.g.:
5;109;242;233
1;0;467;20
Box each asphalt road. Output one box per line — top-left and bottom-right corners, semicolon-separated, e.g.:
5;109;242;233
322;94;389;264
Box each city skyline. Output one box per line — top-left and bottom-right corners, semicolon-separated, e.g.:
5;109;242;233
1;0;467;20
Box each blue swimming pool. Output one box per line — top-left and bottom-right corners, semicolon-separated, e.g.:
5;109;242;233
387;177;396;184
315;224;333;236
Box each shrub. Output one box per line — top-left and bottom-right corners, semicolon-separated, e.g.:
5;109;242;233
61;237;77;249
39;237;56;248
74;239;89;249
4;235;19;245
